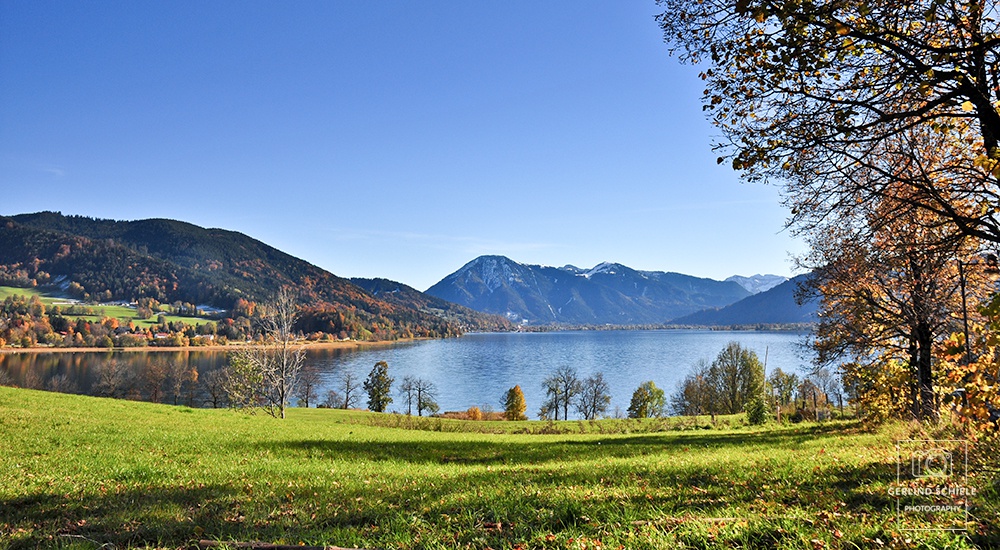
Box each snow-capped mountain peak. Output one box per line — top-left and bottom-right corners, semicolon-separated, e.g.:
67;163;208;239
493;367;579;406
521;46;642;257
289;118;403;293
725;274;788;295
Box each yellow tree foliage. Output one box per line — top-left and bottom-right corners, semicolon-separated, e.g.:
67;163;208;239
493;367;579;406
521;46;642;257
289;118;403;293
503;385;528;421
938;296;1000;435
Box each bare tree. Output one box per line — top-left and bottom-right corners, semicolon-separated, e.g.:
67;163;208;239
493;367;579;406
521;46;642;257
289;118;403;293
398;375;417;415
576;372;611;420
296;365;321;408
94;360;134;399
46;373;78;394
202;368;228;409
225;287;304;418
671;359;715;422
414;378;438;417
167;361;190;405
542;366;582;421
322;389;344;408
141;360;167;403
337;368;361;410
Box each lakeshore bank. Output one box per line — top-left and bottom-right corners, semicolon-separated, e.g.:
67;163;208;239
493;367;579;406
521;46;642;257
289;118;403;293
0;338;430;355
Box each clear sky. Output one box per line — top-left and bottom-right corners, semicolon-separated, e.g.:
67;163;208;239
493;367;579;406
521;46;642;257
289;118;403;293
0;1;805;291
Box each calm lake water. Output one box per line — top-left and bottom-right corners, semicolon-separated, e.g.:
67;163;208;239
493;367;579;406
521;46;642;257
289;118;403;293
0;330;813;417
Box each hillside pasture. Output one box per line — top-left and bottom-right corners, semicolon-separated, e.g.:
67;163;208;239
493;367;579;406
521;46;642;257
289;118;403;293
0;285;211;329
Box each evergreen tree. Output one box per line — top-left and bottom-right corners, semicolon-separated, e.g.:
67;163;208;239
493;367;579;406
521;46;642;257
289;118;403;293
364;361;394;413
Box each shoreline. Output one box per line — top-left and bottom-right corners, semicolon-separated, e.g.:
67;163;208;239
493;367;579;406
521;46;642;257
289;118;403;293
0;338;429;355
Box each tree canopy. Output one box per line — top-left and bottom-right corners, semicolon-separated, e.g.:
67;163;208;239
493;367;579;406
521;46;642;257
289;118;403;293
656;0;1000;243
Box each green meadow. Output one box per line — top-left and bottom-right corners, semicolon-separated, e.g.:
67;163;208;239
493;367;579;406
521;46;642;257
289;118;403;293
1;387;997;549
0;286;209;329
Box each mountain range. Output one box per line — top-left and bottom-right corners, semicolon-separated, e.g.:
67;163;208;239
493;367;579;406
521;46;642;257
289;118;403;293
0;212;509;338
1;212;812;333
424;255;772;325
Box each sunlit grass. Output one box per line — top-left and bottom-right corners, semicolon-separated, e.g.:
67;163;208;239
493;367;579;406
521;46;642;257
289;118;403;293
0;285;209;329
1;387;995;549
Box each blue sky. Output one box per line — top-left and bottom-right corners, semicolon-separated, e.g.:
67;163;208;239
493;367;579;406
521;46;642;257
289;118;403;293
0;1;804;291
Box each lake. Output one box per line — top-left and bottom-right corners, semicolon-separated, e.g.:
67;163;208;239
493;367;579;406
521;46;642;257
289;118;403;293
0;329;813;418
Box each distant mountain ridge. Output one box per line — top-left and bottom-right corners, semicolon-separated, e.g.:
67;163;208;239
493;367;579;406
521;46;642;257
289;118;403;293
670;274;817;326
425;255;753;325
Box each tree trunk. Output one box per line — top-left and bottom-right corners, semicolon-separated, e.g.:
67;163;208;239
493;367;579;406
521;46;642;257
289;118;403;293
908;336;920;421
916;323;937;422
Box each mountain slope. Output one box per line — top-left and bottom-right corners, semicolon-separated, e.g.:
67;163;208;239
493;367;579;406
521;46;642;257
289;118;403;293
0;212;504;338
350;277;512;332
425;255;751;325
669;273;817;325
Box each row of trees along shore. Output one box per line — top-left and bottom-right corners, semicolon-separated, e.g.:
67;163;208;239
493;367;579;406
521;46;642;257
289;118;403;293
655;0;1000;433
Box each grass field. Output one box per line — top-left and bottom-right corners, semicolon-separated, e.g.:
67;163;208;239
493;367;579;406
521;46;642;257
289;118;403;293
1;387;997;550
0;286;210;328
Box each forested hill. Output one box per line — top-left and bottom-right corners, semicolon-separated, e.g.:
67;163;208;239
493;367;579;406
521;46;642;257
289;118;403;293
0;212;507;338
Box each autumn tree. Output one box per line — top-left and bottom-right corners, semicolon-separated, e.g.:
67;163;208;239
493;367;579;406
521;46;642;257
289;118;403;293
658;2;1000;424
938;294;1000;431
364;361;393;413
576;372;612;420
657;0;1000;245
801;192;991;421
503;385;528;421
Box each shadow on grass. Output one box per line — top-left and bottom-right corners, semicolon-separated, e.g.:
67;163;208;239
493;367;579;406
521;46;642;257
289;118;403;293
253;421;863;466
2;482;400;550
3;485;241;550
3;456;980;550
